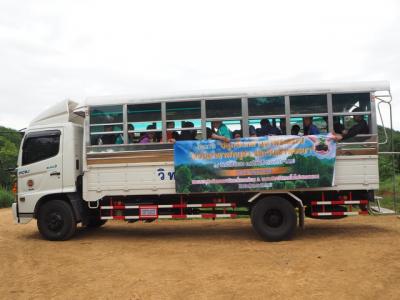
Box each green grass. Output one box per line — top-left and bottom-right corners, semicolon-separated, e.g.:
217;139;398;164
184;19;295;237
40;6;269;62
376;175;400;212
0;189;14;208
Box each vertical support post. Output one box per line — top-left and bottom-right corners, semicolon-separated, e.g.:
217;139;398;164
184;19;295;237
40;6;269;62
241;97;249;137
123;104;128;144
389;100;397;213
285;96;291;135
83;108;90;172
161;102;167;143
370;92;378;135
85;108;91;147
201;99;207;140
327;93;334;133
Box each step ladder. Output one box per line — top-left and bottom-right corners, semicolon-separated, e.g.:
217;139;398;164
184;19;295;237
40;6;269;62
369;196;396;215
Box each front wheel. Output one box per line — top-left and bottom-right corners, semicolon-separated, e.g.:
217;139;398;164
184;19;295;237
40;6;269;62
37;200;76;241
251;197;297;242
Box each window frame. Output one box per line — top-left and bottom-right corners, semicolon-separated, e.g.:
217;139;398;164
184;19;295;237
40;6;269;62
22;130;61;166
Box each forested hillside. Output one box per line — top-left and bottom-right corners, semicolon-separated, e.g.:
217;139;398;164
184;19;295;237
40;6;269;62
378;125;400;179
0;126;21;188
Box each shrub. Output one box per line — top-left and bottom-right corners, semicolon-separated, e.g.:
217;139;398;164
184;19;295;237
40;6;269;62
0;189;14;208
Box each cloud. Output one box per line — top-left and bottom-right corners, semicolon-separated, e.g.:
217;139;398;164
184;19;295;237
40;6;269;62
0;0;399;130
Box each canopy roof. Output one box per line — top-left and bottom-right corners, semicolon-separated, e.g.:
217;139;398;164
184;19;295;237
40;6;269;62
83;81;390;107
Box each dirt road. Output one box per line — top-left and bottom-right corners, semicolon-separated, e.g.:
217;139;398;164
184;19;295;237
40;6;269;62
0;208;399;299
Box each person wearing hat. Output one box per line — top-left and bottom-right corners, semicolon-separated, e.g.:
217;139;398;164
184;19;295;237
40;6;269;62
334;108;369;141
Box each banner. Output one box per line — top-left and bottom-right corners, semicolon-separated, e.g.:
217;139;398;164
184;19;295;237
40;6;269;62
174;135;336;193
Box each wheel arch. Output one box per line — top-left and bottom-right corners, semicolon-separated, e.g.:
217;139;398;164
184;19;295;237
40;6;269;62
248;192;305;228
34;193;84;222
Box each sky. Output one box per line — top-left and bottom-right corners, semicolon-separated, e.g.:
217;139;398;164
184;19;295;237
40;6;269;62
0;0;399;130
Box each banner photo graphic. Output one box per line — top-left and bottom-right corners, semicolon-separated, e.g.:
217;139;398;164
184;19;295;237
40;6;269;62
174;135;336;193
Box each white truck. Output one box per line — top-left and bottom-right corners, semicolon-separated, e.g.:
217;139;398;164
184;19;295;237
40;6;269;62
12;82;391;241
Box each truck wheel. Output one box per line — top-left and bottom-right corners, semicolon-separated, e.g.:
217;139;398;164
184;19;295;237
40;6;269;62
86;216;107;228
251;197;297;242
37;200;76;241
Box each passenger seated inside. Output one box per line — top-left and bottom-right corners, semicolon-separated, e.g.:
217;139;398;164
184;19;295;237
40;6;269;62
249;125;257;137
206;127;213;139
256;119;281;136
98;125;116;145
179;121;197;140
139;125;155;143
279;118;286;135
291;124;300;135
334;109;369;141
167;121;179;142
128;124;135;143
303;117;320;135
210;121;231;142
233;130;242;139
333;116;345;134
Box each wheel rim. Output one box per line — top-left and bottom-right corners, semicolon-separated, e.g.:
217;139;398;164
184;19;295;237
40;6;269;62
264;209;284;228
46;212;64;232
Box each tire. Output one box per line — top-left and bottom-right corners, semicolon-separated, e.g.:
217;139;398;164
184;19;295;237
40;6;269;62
251;197;297;242
86;216;107;228
37;200;76;241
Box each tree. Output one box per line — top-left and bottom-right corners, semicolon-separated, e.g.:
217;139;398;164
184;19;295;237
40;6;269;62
0;126;21;187
175;165;192;193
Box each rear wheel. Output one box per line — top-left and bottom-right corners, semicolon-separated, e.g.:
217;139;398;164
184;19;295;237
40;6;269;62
37;200;76;241
251;197;297;242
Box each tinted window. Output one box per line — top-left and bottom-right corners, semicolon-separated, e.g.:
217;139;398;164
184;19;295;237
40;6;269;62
248;96;285;116
90;105;123;124
128;103;161;122
206;99;241;118
166;101;201;120
22;132;60;165
332;93;371;113
290;94;327;114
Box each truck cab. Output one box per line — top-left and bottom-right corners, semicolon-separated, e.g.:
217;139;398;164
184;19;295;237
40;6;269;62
12;100;84;239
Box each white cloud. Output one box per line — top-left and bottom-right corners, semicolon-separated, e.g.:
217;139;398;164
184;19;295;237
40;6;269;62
0;0;399;130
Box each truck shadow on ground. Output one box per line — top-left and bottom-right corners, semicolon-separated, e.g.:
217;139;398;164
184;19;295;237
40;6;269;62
296;222;396;241
23;220;396;242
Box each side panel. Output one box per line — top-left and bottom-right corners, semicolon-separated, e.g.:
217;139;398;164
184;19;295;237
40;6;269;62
83;162;175;201
83;155;379;201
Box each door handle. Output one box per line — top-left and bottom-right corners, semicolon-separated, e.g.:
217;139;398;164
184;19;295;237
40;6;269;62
50;172;61;176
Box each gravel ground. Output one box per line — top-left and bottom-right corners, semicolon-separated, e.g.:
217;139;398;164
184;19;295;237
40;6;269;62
0;208;399;299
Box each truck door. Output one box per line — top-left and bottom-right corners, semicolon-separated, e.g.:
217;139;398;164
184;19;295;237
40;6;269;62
17;129;63;212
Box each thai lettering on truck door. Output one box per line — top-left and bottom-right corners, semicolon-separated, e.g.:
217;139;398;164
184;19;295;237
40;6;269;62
17;129;63;214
